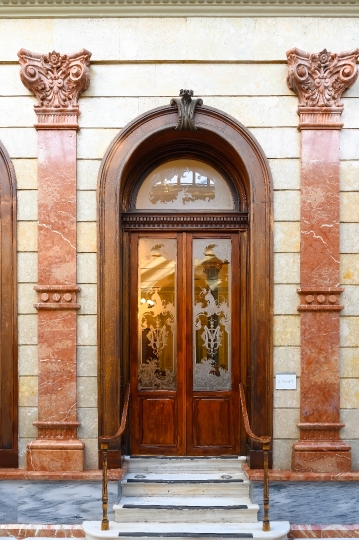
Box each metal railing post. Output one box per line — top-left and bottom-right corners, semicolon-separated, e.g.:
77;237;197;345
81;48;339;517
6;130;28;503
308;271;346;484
101;441;109;531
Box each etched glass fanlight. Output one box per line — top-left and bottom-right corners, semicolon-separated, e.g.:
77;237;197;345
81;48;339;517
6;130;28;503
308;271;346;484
136;159;235;211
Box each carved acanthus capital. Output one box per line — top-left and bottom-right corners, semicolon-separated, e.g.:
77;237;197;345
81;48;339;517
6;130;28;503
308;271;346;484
170;89;203;131
18;48;91;129
286;47;359;129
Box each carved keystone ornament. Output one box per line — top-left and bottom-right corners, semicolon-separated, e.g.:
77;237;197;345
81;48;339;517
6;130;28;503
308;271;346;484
18;48;91;128
170;89;203;131
286;47;359;128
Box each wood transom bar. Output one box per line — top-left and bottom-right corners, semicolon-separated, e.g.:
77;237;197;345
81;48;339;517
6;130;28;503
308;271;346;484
122;213;249;230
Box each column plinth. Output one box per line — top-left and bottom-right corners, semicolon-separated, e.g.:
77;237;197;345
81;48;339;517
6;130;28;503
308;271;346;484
287;47;359;473
18;48;91;472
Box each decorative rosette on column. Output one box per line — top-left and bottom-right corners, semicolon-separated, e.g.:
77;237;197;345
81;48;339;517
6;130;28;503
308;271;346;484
286;47;359;473
18;48;91;472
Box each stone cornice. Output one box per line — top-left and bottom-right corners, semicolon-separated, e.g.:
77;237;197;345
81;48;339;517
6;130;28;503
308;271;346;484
287;47;359;129
4;0;359;17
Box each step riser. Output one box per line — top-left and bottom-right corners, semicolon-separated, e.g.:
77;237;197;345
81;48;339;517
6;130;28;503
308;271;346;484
122;484;250;497
127;463;245;474
114;509;259;524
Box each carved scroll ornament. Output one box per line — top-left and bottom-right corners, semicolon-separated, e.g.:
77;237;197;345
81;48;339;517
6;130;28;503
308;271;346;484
18;48;91;128
170;89;203;131
286;47;359;128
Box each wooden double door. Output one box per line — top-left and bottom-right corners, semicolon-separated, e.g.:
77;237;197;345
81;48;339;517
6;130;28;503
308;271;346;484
130;232;241;455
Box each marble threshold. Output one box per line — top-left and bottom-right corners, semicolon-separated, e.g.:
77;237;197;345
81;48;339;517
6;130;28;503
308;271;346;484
0;469;124;481
0;525;359;539
242;464;359;482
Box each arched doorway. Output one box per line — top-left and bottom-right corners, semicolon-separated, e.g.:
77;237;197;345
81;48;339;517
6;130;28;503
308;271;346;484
97;102;273;466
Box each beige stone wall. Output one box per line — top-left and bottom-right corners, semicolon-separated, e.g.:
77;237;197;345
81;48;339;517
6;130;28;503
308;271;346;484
0;16;358;469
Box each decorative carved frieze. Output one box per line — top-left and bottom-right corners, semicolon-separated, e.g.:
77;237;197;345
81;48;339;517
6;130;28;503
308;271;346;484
34;285;80;310
286;48;359;129
170;89;203;131
297;287;344;311
122;213;248;230
18;48;91;129
33;420;80;439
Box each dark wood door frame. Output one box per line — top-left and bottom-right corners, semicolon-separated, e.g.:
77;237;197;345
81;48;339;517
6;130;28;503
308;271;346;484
0;141;18;467
97;105;273;468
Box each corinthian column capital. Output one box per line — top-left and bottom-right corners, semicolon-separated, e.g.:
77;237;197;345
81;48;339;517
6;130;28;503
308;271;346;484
18;48;91;130
286;47;359;129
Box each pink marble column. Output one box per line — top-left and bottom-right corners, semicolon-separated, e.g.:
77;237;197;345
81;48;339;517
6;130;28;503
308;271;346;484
18;49;91;471
287;48;359;473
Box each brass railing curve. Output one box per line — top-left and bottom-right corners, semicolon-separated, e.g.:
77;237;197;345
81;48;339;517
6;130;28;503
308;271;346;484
239;382;271;532
99;381;131;531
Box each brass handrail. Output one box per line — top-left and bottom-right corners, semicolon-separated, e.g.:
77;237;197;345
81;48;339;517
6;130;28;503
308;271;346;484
99;381;131;531
239;382;271;532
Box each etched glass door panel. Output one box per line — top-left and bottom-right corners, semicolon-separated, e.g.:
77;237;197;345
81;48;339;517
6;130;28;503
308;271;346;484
193;239;232;391
138;238;177;390
136;159;234;210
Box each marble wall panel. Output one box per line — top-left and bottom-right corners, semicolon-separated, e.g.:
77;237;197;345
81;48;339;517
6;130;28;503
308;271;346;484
341;192;359;222
53;19;120;61
274;253;300;284
340;129;359;160
268;159;300;191
341;410;359;439
18;283;37;315
19;376;38;407
341;317;359;347
77;161;100;191
341;348;359;378
18;222;38;252
77;408;98;439
274;223;300;253
341;286;359;316
273;191;300;222
19;345;38;376
78;285;97;315
274;316;300;347
340;223;359;253
77;315;97;346
13;159;37;189
77;377;97;408
77;191;96;222
0;20;54;61
274;387;300;409
78;129;118;159
18;252;38;283
248;128;300;159
0;65;31;96
274;347;300;375
0;96;36;127
80;97;139;129
272;439;292;470
18;314;37;345
83;438;99;470
273;409;300;439
17;190;37;221
77;347;97;378
77;254;97;284
0;127;37;158
274;284;299;315
341;254;359;284
340;160;359;191
18;406;38;438
340;379;359;409
77;223;97;253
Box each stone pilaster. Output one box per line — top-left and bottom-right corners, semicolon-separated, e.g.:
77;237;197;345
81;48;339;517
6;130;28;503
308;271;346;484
18;48;91;471
287;47;359;473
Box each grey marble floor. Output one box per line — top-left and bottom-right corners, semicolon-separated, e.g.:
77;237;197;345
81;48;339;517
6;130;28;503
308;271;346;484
252;481;359;524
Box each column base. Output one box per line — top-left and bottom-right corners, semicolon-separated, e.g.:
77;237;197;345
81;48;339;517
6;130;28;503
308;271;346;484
292;441;351;473
27;439;84;472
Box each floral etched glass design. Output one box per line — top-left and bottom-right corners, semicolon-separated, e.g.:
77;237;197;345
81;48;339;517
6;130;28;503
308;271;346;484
138;238;177;390
193;239;231;391
136;159;234;210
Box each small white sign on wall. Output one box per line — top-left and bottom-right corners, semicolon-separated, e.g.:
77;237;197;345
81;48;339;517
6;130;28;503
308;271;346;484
275;373;297;390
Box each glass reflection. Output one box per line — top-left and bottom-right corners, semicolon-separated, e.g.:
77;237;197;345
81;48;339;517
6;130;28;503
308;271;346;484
136;159;234;210
193;239;232;391
138;238;177;390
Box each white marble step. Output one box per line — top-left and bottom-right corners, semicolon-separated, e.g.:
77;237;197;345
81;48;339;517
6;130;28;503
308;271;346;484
122;472;249;497
126;457;246;474
114;496;258;523
83;520;291;540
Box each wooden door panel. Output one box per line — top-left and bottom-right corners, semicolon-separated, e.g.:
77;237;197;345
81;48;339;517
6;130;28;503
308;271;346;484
192;396;232;447
140;395;178;446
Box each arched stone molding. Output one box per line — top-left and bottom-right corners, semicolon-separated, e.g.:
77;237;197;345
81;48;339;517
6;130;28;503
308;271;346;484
0;141;18;467
97;104;273;467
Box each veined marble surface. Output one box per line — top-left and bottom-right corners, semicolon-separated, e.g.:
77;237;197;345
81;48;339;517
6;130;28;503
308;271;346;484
0;481;118;524
252;482;359;525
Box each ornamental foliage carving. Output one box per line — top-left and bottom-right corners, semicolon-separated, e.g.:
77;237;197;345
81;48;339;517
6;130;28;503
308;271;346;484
286;47;359;108
18;48;91;109
170;89;203;131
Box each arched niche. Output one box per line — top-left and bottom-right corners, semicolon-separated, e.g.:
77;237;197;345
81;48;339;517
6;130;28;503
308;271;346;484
97;104;273;468
0;141;18;467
